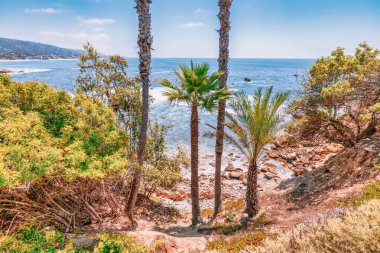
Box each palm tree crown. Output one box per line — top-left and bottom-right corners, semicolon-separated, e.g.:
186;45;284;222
158;61;229;224
225;86;289;217
158;62;229;110
225;87;290;163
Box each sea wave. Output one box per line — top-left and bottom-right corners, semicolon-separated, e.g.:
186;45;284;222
2;68;52;75
150;87;167;103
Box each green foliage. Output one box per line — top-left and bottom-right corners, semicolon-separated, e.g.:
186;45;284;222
0;229;149;253
142;123;188;194
223;212;236;223
210;223;247;235
206;232;272;253
0;80;76;137
0;228;64;253
224;87;289;163
76;43;184;192
348;181;380;207
207;214;272;236
0;78;128;188
158;61;229;111
94;233;149;253
290;42;380;146
76;42;142;152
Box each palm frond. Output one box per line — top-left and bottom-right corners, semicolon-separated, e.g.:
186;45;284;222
158;61;227;112
206;123;249;159
225;87;288;163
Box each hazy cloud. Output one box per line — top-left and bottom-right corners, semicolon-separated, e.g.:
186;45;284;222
24;8;63;14
39;30;109;42
39;31;66;36
194;8;205;14
178;22;204;28
79;18;116;25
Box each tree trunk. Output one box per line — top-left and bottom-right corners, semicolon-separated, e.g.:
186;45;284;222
191;104;201;225
214;0;232;217
126;0;153;224
246;160;259;217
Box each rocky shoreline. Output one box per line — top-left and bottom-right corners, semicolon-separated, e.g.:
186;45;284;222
153;134;344;214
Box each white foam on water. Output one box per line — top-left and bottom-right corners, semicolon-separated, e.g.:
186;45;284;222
150;87;188;106
3;68;52;75
150;87;168;103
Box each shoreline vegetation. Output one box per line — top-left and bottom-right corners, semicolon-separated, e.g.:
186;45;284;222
0;1;380;252
0;42;378;252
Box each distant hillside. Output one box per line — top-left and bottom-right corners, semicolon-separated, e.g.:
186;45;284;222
0;38;84;60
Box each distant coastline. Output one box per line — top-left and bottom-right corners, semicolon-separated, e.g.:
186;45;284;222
0;37;83;61
0;58;78;62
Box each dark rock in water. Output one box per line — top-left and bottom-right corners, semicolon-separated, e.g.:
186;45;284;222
244;77;251;82
0;69;12;74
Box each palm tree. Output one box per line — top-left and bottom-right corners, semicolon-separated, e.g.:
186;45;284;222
158;62;229;225
126;0;153;224
225;87;289;217
214;0;232;217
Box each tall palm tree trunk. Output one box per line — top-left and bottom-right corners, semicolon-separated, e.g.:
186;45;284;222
246;160;259;217
126;0;153;224
214;0;232;217
191;104;201;225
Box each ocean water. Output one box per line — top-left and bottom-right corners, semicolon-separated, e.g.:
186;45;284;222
0;58;315;153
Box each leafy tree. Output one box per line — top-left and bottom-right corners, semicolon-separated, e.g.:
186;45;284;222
76;42;142;152
214;0;233;217
225;87;289;217
290;43;380;147
158;62;229;225
76;43;184;225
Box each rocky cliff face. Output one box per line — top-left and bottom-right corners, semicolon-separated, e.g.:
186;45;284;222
278;134;380;207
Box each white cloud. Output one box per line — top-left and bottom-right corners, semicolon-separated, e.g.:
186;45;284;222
178;22;204;28
79;18;115;25
38;31;65;36
24;8;63;14
39;30;109;42
89;33;110;41
93;27;106;32
194;8;205;14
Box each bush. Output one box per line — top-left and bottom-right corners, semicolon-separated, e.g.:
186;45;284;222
0;79;128;188
0;228;64;252
0;229;149;253
0;78;129;231
289;43;380;147
94;233;149;253
206;232;271;253
349;181;380;207
254;200;380;253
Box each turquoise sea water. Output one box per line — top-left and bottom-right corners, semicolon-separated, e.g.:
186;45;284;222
0;58;315;153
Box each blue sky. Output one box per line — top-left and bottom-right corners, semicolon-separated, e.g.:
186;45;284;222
1;0;380;58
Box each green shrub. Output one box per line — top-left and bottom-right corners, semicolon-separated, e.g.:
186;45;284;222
94;233;149;253
206;232;271;253
351;181;380;207
0;79;129;188
0;229;149;253
0;228;64;253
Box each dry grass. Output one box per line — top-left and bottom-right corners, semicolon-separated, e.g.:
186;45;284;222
253;200;380;253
